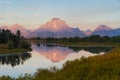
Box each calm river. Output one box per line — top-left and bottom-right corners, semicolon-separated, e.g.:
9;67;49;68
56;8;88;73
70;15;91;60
0;44;114;77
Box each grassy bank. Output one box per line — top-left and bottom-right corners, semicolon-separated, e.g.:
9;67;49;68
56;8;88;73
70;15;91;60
0;43;32;54
33;47;120;80
29;39;120;47
28;35;120;47
56;42;120;47
0;48;32;54
1;47;120;80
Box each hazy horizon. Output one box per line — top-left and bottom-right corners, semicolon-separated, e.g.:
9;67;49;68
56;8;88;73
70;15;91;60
0;0;120;30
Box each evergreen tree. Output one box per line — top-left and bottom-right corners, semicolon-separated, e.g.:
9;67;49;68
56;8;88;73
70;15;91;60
0;29;31;49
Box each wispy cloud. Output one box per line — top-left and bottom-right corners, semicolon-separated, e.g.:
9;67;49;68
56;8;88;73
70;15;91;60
9;14;18;17
23;7;40;10
0;14;3;19
0;0;11;4
33;14;39;17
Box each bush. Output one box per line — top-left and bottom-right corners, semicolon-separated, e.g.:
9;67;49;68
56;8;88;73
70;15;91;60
7;40;14;49
19;39;31;49
0;76;13;80
1;48;120;80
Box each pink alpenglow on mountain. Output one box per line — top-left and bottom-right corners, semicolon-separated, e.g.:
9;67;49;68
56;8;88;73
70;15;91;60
0;26;8;30
94;25;112;31
0;23;29;37
84;30;92;36
39;18;71;32
1;19;120;38
92;25;120;36
29;18;85;38
10;24;30;37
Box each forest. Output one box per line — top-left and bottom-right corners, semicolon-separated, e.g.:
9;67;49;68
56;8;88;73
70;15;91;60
0;29;31;53
30;35;120;45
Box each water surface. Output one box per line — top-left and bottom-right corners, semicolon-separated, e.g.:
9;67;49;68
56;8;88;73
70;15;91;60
0;44;114;77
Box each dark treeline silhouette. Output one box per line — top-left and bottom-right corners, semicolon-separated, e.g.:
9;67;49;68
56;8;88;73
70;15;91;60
0;29;31;49
32;35;120;43
0;52;31;67
36;43;114;54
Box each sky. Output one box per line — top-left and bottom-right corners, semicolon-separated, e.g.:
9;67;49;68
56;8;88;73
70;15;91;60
0;0;120;30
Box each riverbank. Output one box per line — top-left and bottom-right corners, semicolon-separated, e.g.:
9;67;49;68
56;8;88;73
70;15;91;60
30;40;120;47
57;42;120;47
28;35;120;47
33;47;120;80
1;47;120;80
0;48;32;54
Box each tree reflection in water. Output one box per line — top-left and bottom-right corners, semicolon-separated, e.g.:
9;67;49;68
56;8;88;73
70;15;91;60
0;52;31;67
68;46;114;54
36;43;114;54
33;44;114;62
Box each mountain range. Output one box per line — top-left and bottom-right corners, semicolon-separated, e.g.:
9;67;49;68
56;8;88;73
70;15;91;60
0;24;30;37
0;18;120;38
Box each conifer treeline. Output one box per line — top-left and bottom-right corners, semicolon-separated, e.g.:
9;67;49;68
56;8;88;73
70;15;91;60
0;29;30;49
35;35;120;43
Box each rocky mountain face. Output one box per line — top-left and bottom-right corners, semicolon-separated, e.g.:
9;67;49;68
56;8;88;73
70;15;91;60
0;19;120;38
94;25;112;31
37;18;71;32
84;30;92;36
0;24;30;37
28;18;85;38
92;25;120;36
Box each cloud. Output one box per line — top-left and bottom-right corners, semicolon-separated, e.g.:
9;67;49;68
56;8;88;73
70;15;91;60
0;1;11;4
0;15;3;19
9;13;18;17
23;7;39;10
33;14;39;17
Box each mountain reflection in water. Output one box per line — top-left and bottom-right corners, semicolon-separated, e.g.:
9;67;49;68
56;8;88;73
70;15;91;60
32;45;74;62
32;44;114;62
0;44;114;77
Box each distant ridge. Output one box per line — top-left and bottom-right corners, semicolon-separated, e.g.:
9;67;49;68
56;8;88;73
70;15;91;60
37;18;71;32
92;25;120;36
84;30;92;36
0;23;30;37
28;18;85;38
0;18;120;38
94;25;112;31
